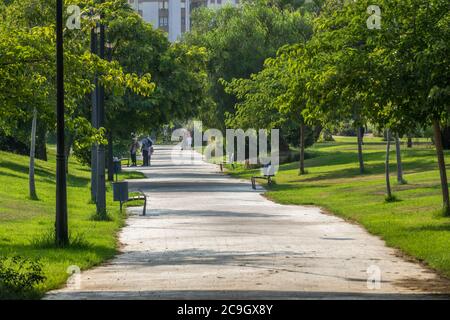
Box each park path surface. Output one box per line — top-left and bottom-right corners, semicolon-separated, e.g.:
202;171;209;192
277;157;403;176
46;145;450;299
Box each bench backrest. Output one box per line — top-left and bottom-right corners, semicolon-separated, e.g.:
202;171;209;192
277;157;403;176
261;165;275;176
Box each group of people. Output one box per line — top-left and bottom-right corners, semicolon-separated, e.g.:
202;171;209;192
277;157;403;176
180;131;193;150
129;135;154;167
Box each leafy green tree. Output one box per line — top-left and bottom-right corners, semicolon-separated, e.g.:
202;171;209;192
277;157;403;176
72;6;210;177
184;0;313;129
223;44;318;172
0;0;155;197
370;0;450;210
303;0;449;209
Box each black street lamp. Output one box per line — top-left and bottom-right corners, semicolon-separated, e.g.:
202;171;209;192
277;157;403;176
96;6;107;217
55;0;69;246
90;23;98;202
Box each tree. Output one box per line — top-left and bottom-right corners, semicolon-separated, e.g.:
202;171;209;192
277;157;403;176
395;133;406;184
305;0;449;210
385;129;393;200
1;0;155;204
29;107;38;200
368;0;450;211
184;0;313;129
223;44;318;170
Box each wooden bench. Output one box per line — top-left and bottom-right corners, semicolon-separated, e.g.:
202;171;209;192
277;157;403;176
251;165;275;190
117;189;148;216
218;162;235;172
114;155;130;167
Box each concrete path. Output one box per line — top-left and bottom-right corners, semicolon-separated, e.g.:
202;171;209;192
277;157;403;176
46;146;450;299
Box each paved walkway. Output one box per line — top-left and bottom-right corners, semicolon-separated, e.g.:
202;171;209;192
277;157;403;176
46;146;450;299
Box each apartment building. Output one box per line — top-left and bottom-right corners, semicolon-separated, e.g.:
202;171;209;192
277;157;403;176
128;0;239;42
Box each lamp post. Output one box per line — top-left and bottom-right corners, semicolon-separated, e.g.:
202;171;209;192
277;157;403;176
105;40;115;182
96;9;107;217
90;23;98;202
55;0;69;246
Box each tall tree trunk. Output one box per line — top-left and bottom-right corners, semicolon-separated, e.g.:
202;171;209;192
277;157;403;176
91;144;97;202
432;119;450;214
356;126;365;174
29;107;38;200
91;24;98;202
35;121;47;161
440;125;450;150
385;129;392;199
299;122;305;175
395;133;405;184
107;131;114;182
359;126;365;145
407;135;413;148
313;124;323;142
64;133;74;175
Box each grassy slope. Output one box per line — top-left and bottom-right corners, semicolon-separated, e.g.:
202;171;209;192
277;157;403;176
0;146;144;297
227;136;450;278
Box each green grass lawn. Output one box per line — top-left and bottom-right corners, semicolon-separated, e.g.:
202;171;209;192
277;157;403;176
0;146;145;298
227;136;450;278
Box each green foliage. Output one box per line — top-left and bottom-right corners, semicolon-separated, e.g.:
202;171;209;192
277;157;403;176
184;0;313;129
100;6;209;149
0;147;131;298
0;0;156;156
0;256;46;299
317;129;334;142
302;0;450;133
31;229;91;249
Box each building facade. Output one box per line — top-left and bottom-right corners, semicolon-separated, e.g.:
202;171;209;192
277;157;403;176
128;0;239;42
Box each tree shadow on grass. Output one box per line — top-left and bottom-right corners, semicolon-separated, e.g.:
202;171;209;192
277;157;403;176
406;224;450;232
267;183;331;193
0;159;90;187
0;242;116;259
287;158;440;184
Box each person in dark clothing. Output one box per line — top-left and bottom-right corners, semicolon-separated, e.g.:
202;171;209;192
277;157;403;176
141;136;153;167
129;137;140;167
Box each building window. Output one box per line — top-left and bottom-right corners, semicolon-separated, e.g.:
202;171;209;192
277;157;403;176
159;0;169;32
159;16;168;27
181;6;186;33
159;1;168;9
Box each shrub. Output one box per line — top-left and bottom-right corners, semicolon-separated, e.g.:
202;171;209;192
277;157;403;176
31;229;91;249
0;256;46;299
318;129;334;142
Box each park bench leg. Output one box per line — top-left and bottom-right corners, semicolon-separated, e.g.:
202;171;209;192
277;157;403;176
143;195;147;216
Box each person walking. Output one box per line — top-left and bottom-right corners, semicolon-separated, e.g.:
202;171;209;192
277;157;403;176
149;140;154;166
141;136;154;167
129;137;140;167
186;132;193;150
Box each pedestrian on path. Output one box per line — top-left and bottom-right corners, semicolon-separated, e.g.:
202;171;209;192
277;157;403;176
186;132;193;150
141;136;154;167
129;136;140;167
